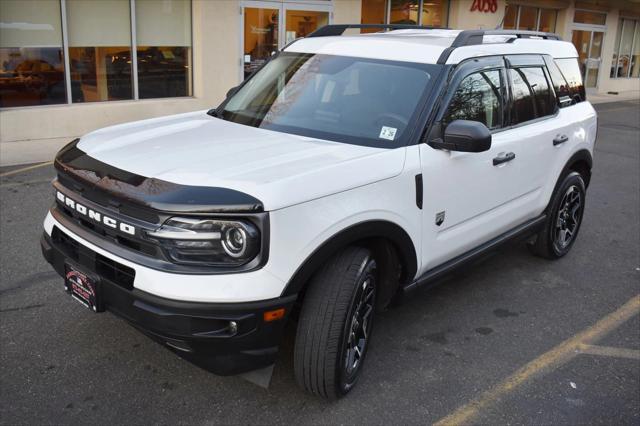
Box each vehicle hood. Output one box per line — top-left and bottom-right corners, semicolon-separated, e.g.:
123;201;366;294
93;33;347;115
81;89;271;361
76;111;407;211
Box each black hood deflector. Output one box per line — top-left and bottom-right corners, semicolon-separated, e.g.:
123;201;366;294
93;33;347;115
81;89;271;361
55;139;264;215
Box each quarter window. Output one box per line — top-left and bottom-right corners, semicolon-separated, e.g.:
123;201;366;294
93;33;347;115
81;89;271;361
443;70;503;130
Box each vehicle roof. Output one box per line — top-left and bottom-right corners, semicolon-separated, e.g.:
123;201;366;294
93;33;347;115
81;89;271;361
284;29;578;65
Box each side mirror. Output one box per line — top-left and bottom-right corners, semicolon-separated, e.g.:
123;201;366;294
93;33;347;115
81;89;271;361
226;86;239;99
430;120;492;153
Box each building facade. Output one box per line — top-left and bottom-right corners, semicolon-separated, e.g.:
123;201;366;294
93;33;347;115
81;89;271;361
1;0;638;164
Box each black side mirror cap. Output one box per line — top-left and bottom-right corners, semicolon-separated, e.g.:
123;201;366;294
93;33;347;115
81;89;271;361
429;119;492;153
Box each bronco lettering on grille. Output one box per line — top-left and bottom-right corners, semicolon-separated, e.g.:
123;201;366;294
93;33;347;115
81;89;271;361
56;191;136;236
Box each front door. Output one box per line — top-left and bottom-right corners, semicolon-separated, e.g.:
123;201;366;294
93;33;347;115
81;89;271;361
240;1;331;81
571;29;605;90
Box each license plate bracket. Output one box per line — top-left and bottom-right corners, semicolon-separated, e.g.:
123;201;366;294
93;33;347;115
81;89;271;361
64;263;103;313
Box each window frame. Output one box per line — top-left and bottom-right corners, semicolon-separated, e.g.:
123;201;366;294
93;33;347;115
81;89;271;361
0;0;194;110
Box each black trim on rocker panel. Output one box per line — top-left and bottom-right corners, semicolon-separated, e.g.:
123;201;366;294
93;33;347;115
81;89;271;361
55;139;264;214
404;214;547;293
281;220;418;297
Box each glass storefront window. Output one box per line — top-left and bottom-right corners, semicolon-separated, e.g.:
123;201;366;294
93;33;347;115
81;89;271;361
0;0;66;107
503;6;556;33
632;23;640;78
244;8;279;80
538;8;557;33
361;0;448;28
285;10;329;43
361;0;386;31
389;0;419;25
503;5;517;29
66;0;133;102
421;0;448;28
517;6;537;31
619;19;636;78
135;0;192;99
574;10;607;26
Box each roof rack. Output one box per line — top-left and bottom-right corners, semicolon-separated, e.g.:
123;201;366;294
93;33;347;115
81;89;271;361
303;25;562;64
307;24;443;38
436;29;561;64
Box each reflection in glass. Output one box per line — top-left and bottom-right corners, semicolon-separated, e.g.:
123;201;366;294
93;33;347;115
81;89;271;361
66;0;133;102
244;8;279;79
443;70;502;129
135;0;192;98
509;69;536;125
0;0;66;107
389;0;419;25
520;67;553;117
421;0;448;27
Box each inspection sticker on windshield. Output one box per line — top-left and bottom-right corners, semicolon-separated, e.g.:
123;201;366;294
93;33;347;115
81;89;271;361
379;126;397;141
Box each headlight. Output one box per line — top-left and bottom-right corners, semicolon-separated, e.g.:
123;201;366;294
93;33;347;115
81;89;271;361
146;217;260;267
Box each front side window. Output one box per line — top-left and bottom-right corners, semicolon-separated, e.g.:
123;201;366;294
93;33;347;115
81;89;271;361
443;70;503;130
0;0;66;107
221;53;439;147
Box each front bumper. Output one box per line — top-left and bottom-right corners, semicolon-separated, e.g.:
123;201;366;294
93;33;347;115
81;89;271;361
41;230;296;375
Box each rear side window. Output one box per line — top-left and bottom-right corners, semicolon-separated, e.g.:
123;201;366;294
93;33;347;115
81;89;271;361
554;58;586;103
544;57;571;105
509;67;555;125
443;70;503;130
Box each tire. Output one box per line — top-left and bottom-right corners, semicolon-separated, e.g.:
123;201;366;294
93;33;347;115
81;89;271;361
529;171;586;259
294;247;377;399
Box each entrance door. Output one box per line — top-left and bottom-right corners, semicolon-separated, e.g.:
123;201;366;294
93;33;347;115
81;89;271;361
241;1;331;81
572;30;604;89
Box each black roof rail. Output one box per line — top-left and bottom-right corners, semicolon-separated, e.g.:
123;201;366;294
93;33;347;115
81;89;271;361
308;24;444;38
437;29;561;64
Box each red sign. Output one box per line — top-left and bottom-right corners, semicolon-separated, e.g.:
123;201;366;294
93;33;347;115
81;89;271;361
470;0;498;13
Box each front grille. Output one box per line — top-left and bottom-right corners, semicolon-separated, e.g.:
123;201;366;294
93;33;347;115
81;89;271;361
57;202;159;258
52;227;135;290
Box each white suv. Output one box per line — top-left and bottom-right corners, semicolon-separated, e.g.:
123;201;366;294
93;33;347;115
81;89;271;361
41;26;597;399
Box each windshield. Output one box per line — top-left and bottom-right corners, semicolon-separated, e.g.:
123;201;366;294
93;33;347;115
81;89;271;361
220;53;440;147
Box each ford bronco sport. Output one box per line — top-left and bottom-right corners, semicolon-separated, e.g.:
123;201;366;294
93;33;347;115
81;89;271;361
41;26;597;399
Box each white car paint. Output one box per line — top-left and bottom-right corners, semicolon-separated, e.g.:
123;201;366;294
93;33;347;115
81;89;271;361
78;113;404;211
44;30;597;303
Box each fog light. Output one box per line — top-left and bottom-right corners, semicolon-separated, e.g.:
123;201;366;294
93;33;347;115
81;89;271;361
228;321;238;335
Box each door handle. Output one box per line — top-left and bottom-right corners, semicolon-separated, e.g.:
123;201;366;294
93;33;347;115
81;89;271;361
493;152;516;166
553;135;569;146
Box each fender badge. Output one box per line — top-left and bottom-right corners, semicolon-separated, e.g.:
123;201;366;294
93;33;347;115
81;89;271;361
435;211;445;226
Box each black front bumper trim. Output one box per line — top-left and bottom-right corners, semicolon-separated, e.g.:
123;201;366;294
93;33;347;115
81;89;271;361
41;231;296;375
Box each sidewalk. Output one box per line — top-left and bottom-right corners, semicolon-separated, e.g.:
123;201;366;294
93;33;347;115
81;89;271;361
1;91;639;167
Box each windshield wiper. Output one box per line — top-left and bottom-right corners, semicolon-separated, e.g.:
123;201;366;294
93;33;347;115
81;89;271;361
207;108;223;118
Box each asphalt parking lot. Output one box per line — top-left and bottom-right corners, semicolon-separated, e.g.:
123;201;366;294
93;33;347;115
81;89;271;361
1;100;639;425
